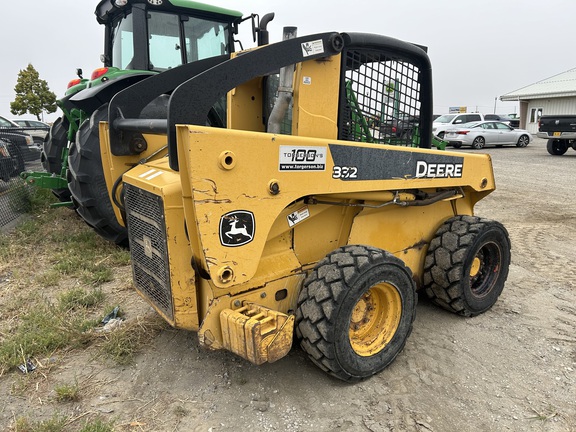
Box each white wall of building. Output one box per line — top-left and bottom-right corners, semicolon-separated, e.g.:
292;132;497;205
524;97;576;134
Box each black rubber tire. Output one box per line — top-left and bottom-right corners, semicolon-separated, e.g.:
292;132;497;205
472;136;485;149
546;139;568;155
451;142;462;149
423;216;511;317
68;104;128;246
516;134;530;148
437;131;445;139
41;117;72;202
295;245;417;381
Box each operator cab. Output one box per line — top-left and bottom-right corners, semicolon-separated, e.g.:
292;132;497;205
96;0;243;72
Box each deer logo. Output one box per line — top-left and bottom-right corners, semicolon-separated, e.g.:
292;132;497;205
219;211;255;247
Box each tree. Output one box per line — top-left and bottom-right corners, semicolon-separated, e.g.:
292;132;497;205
10;64;57;121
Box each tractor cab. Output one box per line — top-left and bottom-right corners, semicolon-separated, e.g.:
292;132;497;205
96;0;243;73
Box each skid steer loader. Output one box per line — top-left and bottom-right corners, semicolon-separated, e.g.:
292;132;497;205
96;30;511;381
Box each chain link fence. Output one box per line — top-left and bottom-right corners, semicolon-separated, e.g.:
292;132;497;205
0;128;45;230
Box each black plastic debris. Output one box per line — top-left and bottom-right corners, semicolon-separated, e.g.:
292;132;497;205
101;306;120;325
18;359;36;374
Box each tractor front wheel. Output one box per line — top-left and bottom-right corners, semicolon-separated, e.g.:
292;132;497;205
295;245;417;381
423;216;511;317
68;104;128;246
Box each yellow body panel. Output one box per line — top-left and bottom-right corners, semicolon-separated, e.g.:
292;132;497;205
174;125;494;290
121;159;200;330
292;55;341;138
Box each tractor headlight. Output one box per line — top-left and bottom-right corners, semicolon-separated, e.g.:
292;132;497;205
114;0;128;7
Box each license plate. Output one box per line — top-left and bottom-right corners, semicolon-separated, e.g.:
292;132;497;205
553;132;561;137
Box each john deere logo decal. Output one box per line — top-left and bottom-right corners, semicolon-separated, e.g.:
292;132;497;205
219;211;255;247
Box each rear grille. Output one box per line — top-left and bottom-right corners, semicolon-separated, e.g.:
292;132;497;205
124;184;173;320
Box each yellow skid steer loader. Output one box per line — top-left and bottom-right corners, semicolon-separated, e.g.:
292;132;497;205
97;30;510;381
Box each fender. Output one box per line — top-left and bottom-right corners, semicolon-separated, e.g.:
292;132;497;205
65;72;155;114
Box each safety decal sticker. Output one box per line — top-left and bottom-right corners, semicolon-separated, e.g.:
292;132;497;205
219;211;255;247
301;40;324;57
138;168;164;181
279;146;326;171
287;206;310;227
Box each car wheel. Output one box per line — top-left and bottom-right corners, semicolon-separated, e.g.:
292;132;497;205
516;135;530;147
452;142;462;149
472;136;485;149
437;132;445;139
423;215;511;317
546;139;568;155
295;245;417;381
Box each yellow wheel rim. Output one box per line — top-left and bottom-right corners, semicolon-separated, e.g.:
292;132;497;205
470;256;481;277
349;283;402;357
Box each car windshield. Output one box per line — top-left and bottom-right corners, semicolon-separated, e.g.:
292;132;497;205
435;115;456;123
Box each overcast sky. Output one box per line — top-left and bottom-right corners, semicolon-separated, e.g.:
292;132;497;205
1;0;574;122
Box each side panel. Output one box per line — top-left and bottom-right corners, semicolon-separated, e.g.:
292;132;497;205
176;125;495;290
123;160;199;330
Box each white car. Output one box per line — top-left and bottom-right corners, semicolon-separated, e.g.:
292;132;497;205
10;118;50;143
445;121;532;149
432;113;484;139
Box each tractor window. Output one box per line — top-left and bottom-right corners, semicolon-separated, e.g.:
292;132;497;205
111;14;135;70
183;18;229;62
148;12;182;70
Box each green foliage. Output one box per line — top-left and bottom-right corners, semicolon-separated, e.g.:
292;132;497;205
77;419;115;432
12;415;114;432
54;381;80;402
10;63;57;120
13;414;67;432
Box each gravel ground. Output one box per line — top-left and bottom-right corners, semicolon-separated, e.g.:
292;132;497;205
1;137;575;432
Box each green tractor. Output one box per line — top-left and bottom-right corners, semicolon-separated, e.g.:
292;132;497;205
29;0;271;245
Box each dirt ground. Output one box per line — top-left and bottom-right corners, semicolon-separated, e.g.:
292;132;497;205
1;137;575;431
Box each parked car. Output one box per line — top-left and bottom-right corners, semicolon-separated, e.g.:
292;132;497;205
379;114;419;139
445;121;532;149
10;118;50;142
0;138;16;182
0;117;41;170
484;114;520;128
432;113;484;138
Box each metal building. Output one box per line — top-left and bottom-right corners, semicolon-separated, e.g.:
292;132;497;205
500;68;576;134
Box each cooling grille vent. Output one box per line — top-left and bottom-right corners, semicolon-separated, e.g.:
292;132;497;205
124;184;173;320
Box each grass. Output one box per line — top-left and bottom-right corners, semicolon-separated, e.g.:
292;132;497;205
12;415;114;432
1;185;166;431
54;381;80;402
0;187;159;374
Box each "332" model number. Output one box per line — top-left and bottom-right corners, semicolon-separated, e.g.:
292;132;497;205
332;166;358;179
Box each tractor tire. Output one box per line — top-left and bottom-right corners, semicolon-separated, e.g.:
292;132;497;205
423;215;511;317
295;245;417;381
41;117;71;202
546;139;568;155
68;104;128;246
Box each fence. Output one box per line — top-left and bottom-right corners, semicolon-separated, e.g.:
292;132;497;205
0;128;46;230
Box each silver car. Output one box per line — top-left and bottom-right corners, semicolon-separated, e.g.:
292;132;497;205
445;121;532;149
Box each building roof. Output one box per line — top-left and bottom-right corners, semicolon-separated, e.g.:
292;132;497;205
500;67;576;101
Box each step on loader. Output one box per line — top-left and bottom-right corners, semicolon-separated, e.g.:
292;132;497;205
97;30;511;381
